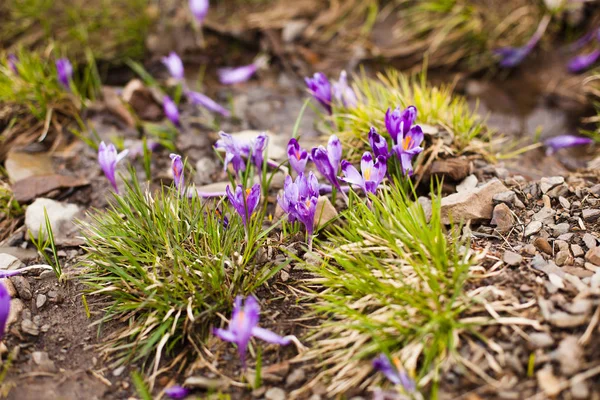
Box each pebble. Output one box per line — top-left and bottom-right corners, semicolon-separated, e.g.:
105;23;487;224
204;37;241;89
528;332;554;348
532;207;555;224
583;233;597;250
0;278;17;298
571;244;584;257
537;365;561;397
493;190;517;205
555;250;571;266
571;381;589;399
585;247;600;266
7;298;24;327
286;368;306;387
10;276;32;300
556;336;583;375
540;176;564;194
558;196;571;210
525;221;542;237
557;233;574;242
554;240;569;252
36;294;47;309
491;204;514;233
31;351;57;372
551;223;570;237
25;198;82;241
533;237;552;255
21;319;40;336
456;175;478;193
112;366;126;377
0;253;25;270
503;251;522;266
582;209;600;222
523;244;537;256
265;387;286;400
280;270;290;282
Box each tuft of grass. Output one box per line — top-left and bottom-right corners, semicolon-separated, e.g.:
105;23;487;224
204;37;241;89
79;173;282;370
30;208;63;281
301;181;483;398
322;69;488;162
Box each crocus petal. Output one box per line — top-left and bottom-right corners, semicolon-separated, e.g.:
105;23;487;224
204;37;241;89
186;90;230;117
360;152;374;177
189;0;209;23
98;141;121;193
163;96;180;126
373;354;402;385
0;281;10;340
311;147;339;188
407;125;424;148
327;135;342;174
165;385;190;399
399;152;415;176
214;327;237;342
544;135;594;155
7;54;18;75
332;70;358;108
371;156;387;185
218;64;258;85
305;72;332;114
251;326;291;345
341;160;365;189
494;46;530;68
161;52;184;80
55;58;73;88
245;184;261;220
295;196;318;237
369;127;389;159
287;138;309;175
568;50;600;73
385;107;403;143
252;133;269;170
170;154;184;193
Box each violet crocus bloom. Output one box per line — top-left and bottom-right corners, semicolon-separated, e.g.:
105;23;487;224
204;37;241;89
568;50;600;73
287;138;309;175
55;58;73;88
385;106;417;144
305;72;332;114
218;64;258;85
392;126;424;176
7;54;18;74
214;131;251;174
165;385;190;399
226;183;260;227
170;154;184;193
0;281;10;340
311;135;342;189
252;133;269;170
341;152;387;195
332;70;357;108
494;15;550;68
214;295;291;368
186;90;231;117
163;96;180;127
277;172;319;226
189;0;209;24
161;52;184;80
368;127;390;160
544;135;593;155
373;354;416;393
98;141;129;193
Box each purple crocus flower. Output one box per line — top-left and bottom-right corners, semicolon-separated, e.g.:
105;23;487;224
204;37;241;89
368;127;390;160
568;50;600;73
214;131;251;174
494;15;550;68
0;281;11;340
218;64;258;85
341;152;387;195
226;183;260;227
214;295;291;368
311;135;342;189
278;172;319;226
189;0;209;24
287;138;309;175
332;70;357;108
186;90;231;117
373;354;416;393
7;54;18;75
163;96;180;127
170;154;184;193
55;58;73;88
385;106;417;144
392;126;424;176
161;52;184;80
544;135;594;155
165;385;190;399
305;72;332;114
252;133;269;170
98;141;129;193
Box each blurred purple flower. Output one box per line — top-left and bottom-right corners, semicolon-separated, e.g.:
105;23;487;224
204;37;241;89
305;72;332;114
373;354;416;393
495;15;550;68
252;133;269;170
545;135;593;155
368;127;390;160
186;90;230;117
163;96;180;127
568;50;600;73
341;152;386;195
392;126;424;176
189;0;209;24
161;52;184;80
214;295;291;368
226;183;260;227
170;154;184;194
165;385;189;399
98;141;129;193
311;135;342;189
287;138;309;175
56;58;73;88
332;70;357;108
214;131;251;174
7;54;18;74
385;106;417;144
218;64;258;85
0;281;10;340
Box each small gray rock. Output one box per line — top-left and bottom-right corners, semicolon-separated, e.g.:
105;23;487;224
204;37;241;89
31;351;56;372
585;247;600;266
25;198;82;241
0;253;24;270
10;276;31;300
36;294;47;309
571;381;589;399
491;204;514;233
528;332;554;348
456;175;478;193
558;196;571;210
571;244;584;257
583;233;597;250
265;387;286;400
555;250;571;266
540;176;564;194
556;336;583;375
21;319;39;336
551;223;570;237
525;221;543;237
286;368;306;387
112;366;126;377
582;209;600;222
503;251;522;266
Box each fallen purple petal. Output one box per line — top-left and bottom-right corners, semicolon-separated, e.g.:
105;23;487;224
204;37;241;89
165;385;190;399
545;135;594;155
218;64;258;85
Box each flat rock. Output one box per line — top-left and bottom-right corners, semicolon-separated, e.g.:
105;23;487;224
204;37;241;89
286;368;306;387
184;376;229;390
571;244;584;257
524;221;543;237
493;191;517;205
0;253;24;270
491;203;514;233
265;387;286;400
12;174;89;203
540;176;564;194
583;233;597;250
0;247;38;263
31;351;57;372
5;151;55;184
195;181;229;195
456;175;478;193
10;276;31;300
559;196;571;210
430;158;471;181
555;250;572;266
7;298;24;327
532;207;555;223
571;381;589;400
21;319;39;336
314;196;337;228
582;209;600;222
528;332;554;348
533;237;552;255
25;198;82;242
503;251;522;266
551;223;570;237
36;293;47;309
440;179;508;224
585;247;600;266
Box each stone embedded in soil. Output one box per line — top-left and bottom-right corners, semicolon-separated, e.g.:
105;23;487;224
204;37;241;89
533;237;552;255
31;351;57;373
528;332;554;348
491;203;514;233
25;198;82;242
12;174;90;203
286;368;306;387
555;336;584;376
555;250;572;266
430;158;471;181
36;293;47;309
0;253;25;271
503;251;522;266
456;174;478;193
571;244;584;257
540;176;564;194
439;179;508;225
4;151;55;184
537;365;562;397
7;298;24;327
583;233;597;250
585;247;600;266
314;196;337;228
582;209;600;222
524;221;542;237
559;196;571;210
10;276;32;300
0;279;16;298
551;223;570;237
265;387;286;400
492;190;516;205
21;319;40;336
0;247;38;263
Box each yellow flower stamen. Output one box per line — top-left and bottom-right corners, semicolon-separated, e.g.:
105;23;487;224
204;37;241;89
364;167;372;181
403;136;413;151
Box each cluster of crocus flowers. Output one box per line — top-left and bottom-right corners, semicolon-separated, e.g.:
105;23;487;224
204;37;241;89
98;142;129;194
215;131;269;175
544;134;594;155
278;172;320;247
305;70;357;114
373;354;416;394
494;15;550;68
55;58;73;89
383;105;424;175
214;295;291;368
